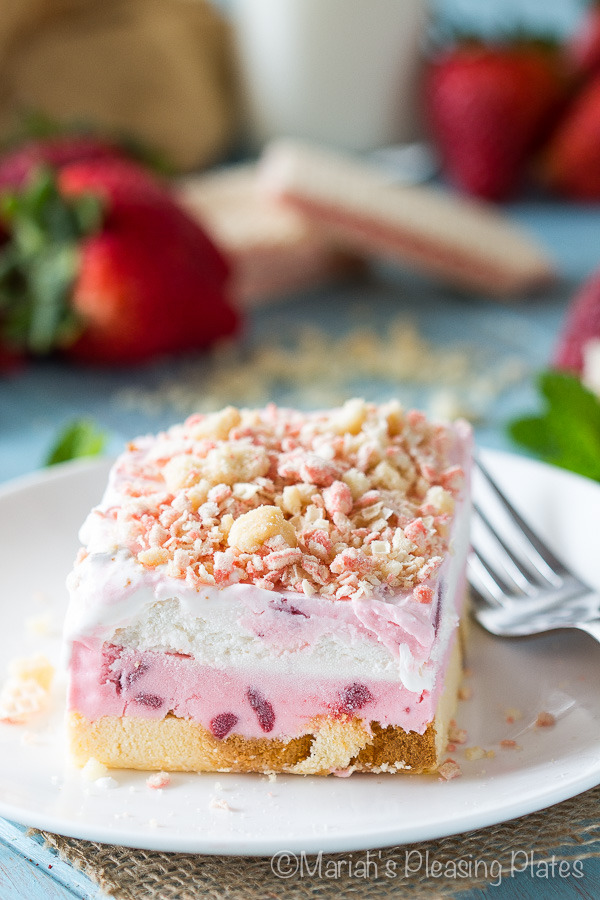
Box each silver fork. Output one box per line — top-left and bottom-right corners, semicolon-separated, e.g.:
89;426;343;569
467;455;600;644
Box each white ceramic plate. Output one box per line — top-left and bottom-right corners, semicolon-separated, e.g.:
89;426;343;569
0;451;599;855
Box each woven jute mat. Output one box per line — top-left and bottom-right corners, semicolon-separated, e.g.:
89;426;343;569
36;784;600;899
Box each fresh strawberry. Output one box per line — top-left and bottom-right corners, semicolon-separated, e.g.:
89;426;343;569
554;269;600;374
568;2;600;79
541;74;600;200
0;135;128;191
59;159;228;287
426;41;566;200
0;159;238;365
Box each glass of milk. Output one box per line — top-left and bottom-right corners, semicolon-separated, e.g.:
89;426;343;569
231;0;429;152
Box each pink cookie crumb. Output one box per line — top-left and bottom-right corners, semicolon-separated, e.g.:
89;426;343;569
535;711;556;728
146;772;171;789
438;759;461;781
413;585;434;604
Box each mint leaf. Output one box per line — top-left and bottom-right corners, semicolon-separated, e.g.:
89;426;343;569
508;371;600;482
508;415;559;457
45;419;107;466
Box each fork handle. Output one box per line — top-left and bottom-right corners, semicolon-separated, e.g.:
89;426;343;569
577;619;600;644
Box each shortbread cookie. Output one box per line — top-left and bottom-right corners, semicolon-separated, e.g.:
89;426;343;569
258;139;555;297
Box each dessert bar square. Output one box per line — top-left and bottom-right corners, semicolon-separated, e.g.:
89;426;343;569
65;399;471;775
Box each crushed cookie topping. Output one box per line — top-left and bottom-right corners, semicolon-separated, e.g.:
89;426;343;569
96;400;465;602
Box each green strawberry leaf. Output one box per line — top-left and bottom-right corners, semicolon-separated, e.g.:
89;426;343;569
27;245;80;353
508;371;600;482
72;193;104;234
0;166;103;355
45;419;107;466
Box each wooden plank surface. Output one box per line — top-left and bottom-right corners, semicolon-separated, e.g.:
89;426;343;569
0;820;101;900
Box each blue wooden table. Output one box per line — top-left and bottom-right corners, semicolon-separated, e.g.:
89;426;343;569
1;192;600;898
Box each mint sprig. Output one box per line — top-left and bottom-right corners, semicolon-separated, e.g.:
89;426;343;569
508;370;600;482
45;419;107;466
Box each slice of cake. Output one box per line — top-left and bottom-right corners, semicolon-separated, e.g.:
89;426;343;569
64;400;471;775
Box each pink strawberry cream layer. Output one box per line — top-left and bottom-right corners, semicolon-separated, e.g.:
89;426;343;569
64;401;471;742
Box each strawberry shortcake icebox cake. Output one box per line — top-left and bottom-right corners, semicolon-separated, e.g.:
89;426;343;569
64;400;472;775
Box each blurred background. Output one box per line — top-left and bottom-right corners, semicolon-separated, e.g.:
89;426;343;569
1;0;600;484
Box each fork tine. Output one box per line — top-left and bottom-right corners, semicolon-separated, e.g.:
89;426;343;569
473;502;544;594
467;552;505;606
475;456;571;586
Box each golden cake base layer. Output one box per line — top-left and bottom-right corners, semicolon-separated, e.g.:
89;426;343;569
69;637;462;776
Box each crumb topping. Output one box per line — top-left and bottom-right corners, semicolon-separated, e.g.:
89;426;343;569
93;400;465;601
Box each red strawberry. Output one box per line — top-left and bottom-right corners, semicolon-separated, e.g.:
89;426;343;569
426;41;566;200
541;75;600;200
59;159;228;287
554;269;600;374
0;135;128;191
568;2;600;79
0;159;238;365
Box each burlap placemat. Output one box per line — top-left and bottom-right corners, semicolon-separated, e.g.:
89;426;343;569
36;784;600;899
